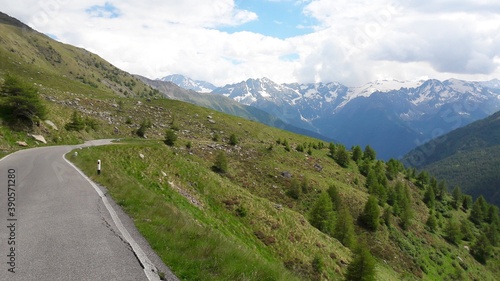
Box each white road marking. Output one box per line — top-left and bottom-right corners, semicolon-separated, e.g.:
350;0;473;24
63;154;161;281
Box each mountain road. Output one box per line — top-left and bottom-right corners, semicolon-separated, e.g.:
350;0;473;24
0;140;178;281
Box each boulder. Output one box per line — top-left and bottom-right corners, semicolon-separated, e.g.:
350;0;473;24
30;134;47;144
16;141;28;147
44;120;58;130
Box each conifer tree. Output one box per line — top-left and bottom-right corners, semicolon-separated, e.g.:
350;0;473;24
334;144;350;167
345;242;376;281
360;196;380;231
462;195;473;211
328;142;336;157
334;205;356;249
452;186;463;210
436;180;447;200
0;74;47;128
358;158;371;177
309;192;335;235
416;171;429;188
327;184;342;211
287;178;301;200
363;145;376;161
470;196;487;225
471;232;492;264
423;184;436;209
445;218;462;245
352;145;363;162
426;212;438;233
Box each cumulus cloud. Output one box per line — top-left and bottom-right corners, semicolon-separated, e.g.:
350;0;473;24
0;0;499;86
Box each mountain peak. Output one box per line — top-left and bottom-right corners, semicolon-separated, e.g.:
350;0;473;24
158;74;216;93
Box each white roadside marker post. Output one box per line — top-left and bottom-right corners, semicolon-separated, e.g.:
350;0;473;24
97;159;101;175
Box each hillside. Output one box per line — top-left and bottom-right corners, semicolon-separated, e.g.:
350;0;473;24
1;11;499;281
403;110;500;206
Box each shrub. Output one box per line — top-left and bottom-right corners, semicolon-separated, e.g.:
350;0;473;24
65;110;85;131
0;74;47;129
136;119;152;138
213;151;228;174
229;133;238;145
164;129;177;146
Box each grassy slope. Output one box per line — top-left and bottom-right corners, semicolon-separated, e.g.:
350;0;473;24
69;99;499;280
0;12;499;280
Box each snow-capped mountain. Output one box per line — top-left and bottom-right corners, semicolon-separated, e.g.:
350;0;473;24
158;74;216;93
211;77;500;159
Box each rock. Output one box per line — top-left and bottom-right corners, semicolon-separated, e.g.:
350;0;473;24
139;153;145;159
314;163;323;172
208;119;216;124
281;171;292;179
161;171;167;177
16;141;28;147
30;134;47;144
44;120;58;130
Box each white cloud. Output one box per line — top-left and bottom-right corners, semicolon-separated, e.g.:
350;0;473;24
0;0;499;86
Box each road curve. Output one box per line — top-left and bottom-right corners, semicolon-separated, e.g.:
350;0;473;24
0;140;177;281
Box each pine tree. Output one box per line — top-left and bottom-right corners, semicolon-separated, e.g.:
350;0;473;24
328;142;336;157
471;232;492;264
360;196;380;231
345;242;376;281
352;145;363;162
385;158;401;180
452;186;463;210
436;180;447;200
426;212;438;233
416;171;429;188
462;195;473;211
358;158;372;177
470;196;487;225
335;144;350;167
327;184;342;211
0;74;47;128
287;178;301;200
423;185;436;209
309;192;335;235
445;218;462;246
363;145;376;161
334;205;356;249
399;184;413;230
164;129;177;146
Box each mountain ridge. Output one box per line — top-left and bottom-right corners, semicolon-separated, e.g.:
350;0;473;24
204;76;500;159
403;109;500;206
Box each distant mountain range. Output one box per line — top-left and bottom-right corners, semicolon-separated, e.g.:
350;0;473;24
165;74;500;159
158;74;216;93
139;76;334;142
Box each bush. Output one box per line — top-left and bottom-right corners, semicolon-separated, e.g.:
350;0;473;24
136;119;152;138
65;110;85;131
164;129;177;146
229;133;238;145
213;151;228;174
0;74;47;129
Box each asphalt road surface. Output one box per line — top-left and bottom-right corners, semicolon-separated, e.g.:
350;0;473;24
0;140;178;281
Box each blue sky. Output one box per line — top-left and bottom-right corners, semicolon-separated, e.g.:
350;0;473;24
1;0;499;86
219;0;318;39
